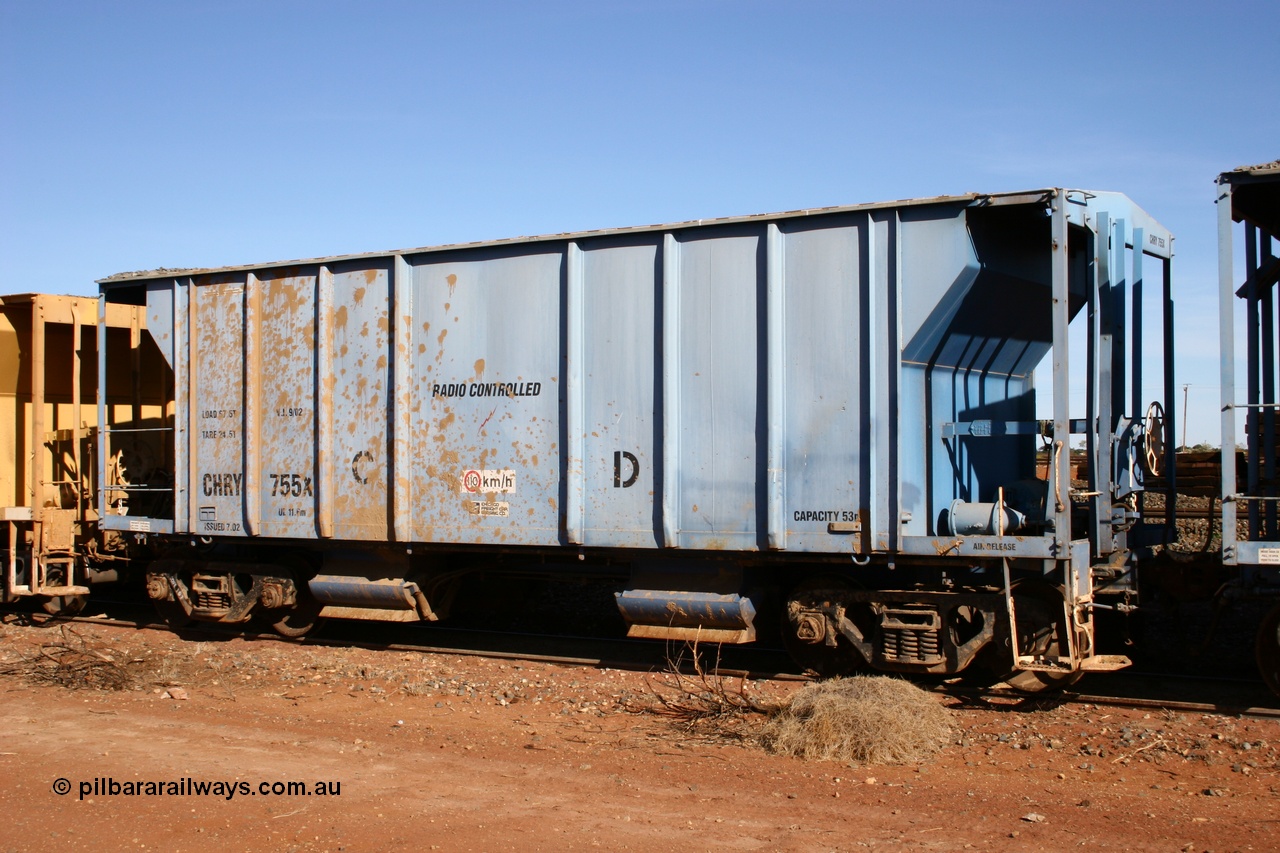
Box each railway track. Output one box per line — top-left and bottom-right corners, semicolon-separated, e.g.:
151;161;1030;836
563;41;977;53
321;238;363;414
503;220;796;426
6;599;1278;721
962;678;1280;721
3;597;802;679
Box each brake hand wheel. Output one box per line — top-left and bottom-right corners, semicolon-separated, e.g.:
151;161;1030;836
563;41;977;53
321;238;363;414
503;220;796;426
1142;401;1166;477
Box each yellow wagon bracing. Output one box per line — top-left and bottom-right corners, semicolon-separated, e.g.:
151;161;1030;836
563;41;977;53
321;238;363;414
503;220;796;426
1;293;168;612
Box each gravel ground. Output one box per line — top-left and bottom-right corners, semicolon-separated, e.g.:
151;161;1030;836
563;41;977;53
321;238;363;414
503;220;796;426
2;617;1279;852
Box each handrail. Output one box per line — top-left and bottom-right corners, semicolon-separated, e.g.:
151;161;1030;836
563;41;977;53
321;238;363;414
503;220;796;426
101;427;175;434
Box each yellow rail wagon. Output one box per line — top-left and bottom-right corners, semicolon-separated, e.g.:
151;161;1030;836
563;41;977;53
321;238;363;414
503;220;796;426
0;293;168;612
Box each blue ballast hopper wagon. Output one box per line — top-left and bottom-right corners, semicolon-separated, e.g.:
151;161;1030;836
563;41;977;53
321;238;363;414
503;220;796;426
97;188;1175;690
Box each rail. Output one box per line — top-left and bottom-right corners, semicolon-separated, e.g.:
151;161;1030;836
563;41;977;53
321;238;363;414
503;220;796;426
11;601;1277;719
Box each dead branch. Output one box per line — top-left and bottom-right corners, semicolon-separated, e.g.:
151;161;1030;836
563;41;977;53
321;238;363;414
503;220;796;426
0;625;134;691
626;639;775;742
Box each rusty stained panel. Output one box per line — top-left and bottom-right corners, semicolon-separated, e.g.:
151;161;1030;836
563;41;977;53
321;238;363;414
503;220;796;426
409;250;562;546
253;269;318;538
191;278;247;536
327;264;391;541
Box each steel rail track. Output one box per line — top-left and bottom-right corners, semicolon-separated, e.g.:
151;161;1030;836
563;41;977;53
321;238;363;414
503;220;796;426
953;683;1280;721
6;602;1278;720
1047;690;1280;720
3;602;804;680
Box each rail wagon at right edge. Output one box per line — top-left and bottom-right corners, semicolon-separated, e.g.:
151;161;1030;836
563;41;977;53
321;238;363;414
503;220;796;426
1217;161;1280;695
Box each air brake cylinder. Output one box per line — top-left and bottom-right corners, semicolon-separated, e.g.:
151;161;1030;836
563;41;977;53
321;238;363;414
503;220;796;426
308;576;422;610
614;590;757;644
944;500;1027;536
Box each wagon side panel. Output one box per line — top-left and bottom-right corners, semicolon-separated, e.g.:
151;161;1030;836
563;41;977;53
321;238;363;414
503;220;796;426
327;264;392;541
409;250;563;546
253;270;319;539
191;279;248;537
579;238;660;548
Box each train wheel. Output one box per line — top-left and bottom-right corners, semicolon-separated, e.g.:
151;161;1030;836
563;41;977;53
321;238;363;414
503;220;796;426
958;644;1012;687
146;572;195;630
271;595;323;639
41;594;87;617
153;597;195;630
1256;601;1280;697
40;564;87;616
781;575;865;678
1003;581;1083;694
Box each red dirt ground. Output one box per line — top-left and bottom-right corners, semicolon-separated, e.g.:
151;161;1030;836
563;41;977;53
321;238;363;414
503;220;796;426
1;616;1277;852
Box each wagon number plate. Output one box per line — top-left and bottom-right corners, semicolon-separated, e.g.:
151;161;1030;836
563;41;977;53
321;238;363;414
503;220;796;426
270;473;314;498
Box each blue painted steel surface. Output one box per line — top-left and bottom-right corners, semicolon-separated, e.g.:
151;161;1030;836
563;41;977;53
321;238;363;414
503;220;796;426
1218;162;1280;581
98;189;1173;566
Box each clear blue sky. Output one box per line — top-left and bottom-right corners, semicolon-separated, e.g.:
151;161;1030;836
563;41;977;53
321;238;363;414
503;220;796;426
2;1;1275;445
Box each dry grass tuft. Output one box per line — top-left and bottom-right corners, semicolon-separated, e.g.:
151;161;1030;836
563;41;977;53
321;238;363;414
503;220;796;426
761;676;951;765
0;625;135;691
